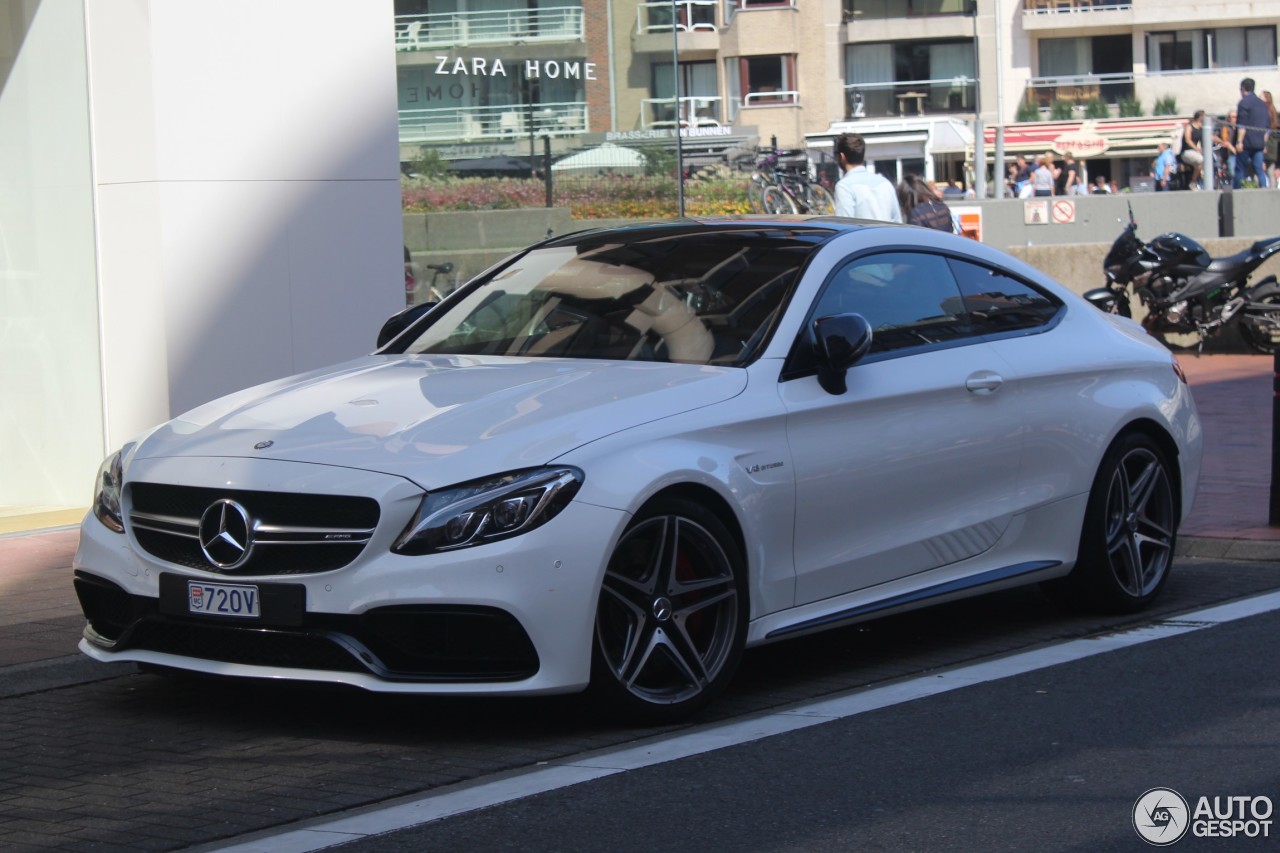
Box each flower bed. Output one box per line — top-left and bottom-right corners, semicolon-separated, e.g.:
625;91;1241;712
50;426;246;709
402;175;752;219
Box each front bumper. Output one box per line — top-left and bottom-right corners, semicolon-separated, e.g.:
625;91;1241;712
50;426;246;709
73;457;627;696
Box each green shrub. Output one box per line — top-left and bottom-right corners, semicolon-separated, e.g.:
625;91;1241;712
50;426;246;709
1016;100;1042;122
1049;99;1075;120
408;146;451;180
1153;95;1178;116
1118;97;1144;117
1084;98;1111;119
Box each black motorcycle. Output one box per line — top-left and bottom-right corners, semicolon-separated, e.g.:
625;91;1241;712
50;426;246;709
1084;207;1280;353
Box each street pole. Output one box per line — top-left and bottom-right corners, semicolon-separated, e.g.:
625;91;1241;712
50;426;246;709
969;2;985;199
993;0;1007;198
671;0;685;216
1271;347;1280;525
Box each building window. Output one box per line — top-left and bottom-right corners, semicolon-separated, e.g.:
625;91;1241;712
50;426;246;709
729;54;797;112
648;61;722;128
1147;27;1277;73
845;40;975;116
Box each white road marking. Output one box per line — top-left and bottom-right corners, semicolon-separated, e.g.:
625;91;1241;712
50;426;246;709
206;589;1280;853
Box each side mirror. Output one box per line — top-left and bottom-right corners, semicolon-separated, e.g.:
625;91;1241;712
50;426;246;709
812;313;873;395
377;302;437;350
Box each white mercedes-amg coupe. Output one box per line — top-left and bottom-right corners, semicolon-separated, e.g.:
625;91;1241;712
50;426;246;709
75;218;1202;722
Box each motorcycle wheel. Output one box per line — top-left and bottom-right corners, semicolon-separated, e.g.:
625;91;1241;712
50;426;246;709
1238;284;1280;355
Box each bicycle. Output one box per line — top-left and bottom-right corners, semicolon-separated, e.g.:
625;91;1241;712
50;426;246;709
747;149;836;215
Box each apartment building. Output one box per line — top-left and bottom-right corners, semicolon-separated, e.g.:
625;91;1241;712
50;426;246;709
395;0;1280;183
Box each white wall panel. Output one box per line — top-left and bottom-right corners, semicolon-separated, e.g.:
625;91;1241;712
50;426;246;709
85;0;404;450
0;0;104;506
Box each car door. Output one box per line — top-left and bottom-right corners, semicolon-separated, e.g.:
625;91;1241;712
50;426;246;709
779;250;1026;605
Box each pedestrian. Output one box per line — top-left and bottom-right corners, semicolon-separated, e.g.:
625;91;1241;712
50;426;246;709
1219;110;1239;185
897;174;953;232
1153;141;1177;191
1056;153;1080;196
1012;154;1033;195
1234;77;1269;188
833;132;902;221
1030;154;1055;196
1181;110;1206;189
1091;174;1111;194
1264;90;1280;188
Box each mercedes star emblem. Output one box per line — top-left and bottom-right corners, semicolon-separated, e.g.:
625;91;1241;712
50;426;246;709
197;499;254;569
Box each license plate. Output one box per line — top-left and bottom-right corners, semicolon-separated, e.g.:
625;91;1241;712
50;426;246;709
187;581;261;618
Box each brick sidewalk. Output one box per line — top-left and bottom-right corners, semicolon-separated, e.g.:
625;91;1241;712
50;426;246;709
1175;353;1280;540
0;353;1274;670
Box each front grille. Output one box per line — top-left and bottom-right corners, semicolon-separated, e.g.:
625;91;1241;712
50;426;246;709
74;571;540;682
128;483;380;576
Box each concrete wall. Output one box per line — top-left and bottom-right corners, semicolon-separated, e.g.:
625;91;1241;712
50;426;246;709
406;190;1280;298
87;0;405;456
0;0;103;507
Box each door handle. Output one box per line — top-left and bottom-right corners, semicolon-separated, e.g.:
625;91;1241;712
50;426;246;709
965;371;1004;395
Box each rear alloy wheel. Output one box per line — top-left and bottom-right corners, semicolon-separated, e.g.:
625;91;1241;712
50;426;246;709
591;498;747;723
1048;433;1177;612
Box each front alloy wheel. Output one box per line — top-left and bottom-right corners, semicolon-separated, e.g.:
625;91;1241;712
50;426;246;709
1049;433;1177;612
592;498;747;723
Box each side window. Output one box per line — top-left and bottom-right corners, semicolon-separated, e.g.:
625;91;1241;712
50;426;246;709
948;258;1062;335
816;252;971;354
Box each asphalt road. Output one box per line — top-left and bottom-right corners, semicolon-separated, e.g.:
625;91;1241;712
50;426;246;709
3;556;1280;851
326;607;1280;853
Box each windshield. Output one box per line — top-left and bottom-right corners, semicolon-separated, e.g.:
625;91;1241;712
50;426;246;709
399;226;833;366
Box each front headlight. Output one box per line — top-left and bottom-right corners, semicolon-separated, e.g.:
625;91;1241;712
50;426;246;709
393;467;583;556
91;445;131;533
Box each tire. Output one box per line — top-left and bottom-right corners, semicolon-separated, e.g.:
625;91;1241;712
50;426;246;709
1045;432;1177;613
1238;284;1280;354
590;497;748;724
804;184;836;215
761;185;797;215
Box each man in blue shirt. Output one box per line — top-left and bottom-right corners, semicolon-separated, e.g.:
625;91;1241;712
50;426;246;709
1153;142;1177;192
1235;77;1269;188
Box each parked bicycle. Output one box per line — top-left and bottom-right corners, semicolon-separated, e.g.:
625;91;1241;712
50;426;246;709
747;149;836;215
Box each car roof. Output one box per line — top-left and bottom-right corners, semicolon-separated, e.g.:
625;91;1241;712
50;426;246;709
543;216;890;249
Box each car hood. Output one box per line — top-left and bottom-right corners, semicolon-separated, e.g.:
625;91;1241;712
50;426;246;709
134;355;746;489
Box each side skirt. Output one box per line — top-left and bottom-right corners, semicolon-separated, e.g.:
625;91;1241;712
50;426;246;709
763;560;1062;641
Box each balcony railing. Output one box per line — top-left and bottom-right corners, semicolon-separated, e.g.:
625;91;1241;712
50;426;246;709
742;89;799;107
725;0;796;21
1023;0;1131;14
1025;73;1135;108
843;77;976;118
641;96;724;128
395;6;584;51
398;102;588;144
638;1;718;34
844;0;971;20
